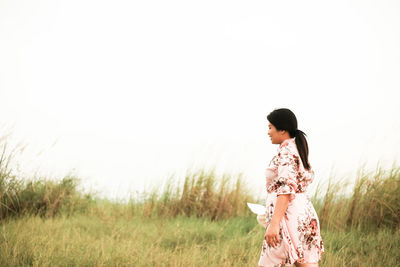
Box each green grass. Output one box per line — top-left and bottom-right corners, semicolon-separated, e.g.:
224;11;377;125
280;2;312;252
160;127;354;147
321;226;400;266
0;215;258;266
1;214;399;266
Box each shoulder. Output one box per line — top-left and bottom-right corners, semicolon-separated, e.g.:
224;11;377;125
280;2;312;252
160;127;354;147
277;138;297;155
277;141;298;158
277;142;300;166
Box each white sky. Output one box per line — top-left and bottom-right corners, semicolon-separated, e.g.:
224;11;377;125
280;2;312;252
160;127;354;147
1;0;399;200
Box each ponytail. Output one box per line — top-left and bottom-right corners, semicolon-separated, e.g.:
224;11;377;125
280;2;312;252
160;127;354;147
293;129;310;170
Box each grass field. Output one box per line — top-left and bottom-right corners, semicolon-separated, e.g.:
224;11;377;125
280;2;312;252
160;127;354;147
1;140;399;266
1;214;399;266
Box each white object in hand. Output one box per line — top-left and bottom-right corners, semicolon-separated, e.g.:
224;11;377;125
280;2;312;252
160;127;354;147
247;202;266;215
256;214;267;228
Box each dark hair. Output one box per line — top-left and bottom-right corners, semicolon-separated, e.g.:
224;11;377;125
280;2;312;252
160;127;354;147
267;108;311;170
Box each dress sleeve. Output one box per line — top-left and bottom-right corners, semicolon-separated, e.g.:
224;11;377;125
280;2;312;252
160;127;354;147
275;149;298;201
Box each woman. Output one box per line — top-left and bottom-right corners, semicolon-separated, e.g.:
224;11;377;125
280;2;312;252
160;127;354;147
257;108;324;267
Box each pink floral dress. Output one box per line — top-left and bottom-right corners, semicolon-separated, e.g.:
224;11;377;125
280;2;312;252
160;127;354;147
258;137;324;267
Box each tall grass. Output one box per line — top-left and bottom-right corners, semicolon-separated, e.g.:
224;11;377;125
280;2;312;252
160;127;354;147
129;161;400;231
312;163;400;231
129;168;257;220
1;132;400;232
0;136;257;221
0;140;93;220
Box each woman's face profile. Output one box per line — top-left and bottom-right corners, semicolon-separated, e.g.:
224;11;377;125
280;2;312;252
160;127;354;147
268;122;283;145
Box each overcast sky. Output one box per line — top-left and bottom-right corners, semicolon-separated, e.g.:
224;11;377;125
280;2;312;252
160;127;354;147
1;0;399;200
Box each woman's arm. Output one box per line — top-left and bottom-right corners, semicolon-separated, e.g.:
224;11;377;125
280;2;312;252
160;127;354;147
264;194;290;248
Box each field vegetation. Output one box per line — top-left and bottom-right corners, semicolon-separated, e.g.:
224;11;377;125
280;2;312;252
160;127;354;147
0;138;399;266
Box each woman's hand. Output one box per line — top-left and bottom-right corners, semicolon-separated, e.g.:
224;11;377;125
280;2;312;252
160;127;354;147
264;222;280;248
264;194;290;248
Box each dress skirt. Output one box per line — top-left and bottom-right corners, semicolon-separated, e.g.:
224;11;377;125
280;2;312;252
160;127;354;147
258;192;324;267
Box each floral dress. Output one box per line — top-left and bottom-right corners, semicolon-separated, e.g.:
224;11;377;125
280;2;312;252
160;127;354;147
258;137;324;267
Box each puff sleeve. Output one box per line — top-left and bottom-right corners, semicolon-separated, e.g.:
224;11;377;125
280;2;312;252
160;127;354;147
275;148;298;201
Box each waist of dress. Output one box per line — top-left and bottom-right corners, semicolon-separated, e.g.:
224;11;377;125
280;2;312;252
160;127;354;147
265;191;309;200
266;191;307;195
